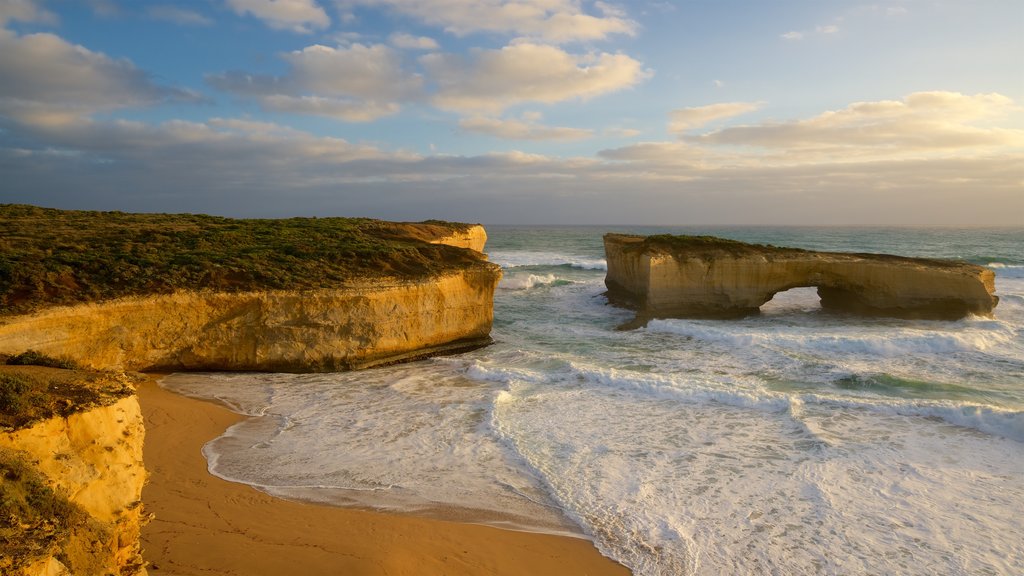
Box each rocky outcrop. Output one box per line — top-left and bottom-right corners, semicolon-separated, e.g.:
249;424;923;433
0;394;148;576
426;224;488;253
0;267;499;372
604;234;998;321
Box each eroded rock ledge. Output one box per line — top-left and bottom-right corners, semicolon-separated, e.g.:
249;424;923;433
0;269;498;372
0;206;500;372
604;233;998;321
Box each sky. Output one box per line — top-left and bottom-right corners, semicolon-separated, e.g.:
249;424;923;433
0;0;1021;225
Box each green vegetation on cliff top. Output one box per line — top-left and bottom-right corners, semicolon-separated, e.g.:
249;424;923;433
0;204;490;316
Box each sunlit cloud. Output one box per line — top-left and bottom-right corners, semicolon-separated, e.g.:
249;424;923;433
423;42;650;114
459;113;593;141
695;91;1024;160
338;0;636;43
781;31;803;41
389;32;439;50
226;0;329;33
0;28;198;126
669;102;762;133
208;43;421;121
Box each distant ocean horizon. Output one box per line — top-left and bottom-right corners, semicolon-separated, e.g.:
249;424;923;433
163;225;1024;575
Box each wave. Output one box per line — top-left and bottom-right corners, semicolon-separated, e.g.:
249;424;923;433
645;319;1017;357
499;273;574;291
489;250;607;270
470;360;1024;443
988;263;1024;279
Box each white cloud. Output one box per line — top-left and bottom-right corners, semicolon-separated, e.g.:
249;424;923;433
209;43;421;121
423;42;650;113
3;96;1021;225
389;32;439;50
147;5;212;26
669;102;762;133
815;24;839;34
338;0;636;43
0;0;56;25
226;0;329;33
459;114;593;140
696;92;1024;158
781;31;803;41
0;28;196;126
262;95;401;121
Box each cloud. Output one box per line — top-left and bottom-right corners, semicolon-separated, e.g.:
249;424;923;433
389;32;438;50
815;24;839;34
338;0;636;43
226;0;329;33
147;5;212;26
0;0;56;24
695;92;1024;159
459;114;593;140
0;28;197;127
669;102;762;133
781;31;803;41
423;42;651;113
209;43;421;121
3;94;1021;225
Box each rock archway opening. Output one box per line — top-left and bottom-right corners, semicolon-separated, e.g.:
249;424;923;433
760;287;823;315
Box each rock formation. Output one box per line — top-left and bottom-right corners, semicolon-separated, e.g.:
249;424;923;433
0;370;148;576
0;269;498;372
604;234;998;321
0;207;501;372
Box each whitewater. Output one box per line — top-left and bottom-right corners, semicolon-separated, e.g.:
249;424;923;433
162;226;1024;575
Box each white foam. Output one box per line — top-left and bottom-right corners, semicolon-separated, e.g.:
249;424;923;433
498;273;573;290
489;250;607;270
645;318;1018;357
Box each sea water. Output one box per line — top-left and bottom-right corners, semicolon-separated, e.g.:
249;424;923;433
162;226;1024;575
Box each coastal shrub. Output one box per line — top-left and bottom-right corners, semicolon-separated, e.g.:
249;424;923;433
0;447;111;575
7;350;79;370
0;373;38;413
0;204;488;315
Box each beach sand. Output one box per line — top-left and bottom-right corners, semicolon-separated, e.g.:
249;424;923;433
138;377;630;575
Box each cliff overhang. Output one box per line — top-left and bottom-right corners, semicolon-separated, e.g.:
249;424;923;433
604;233;998;322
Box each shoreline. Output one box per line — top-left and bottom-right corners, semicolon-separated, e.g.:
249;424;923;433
138;376;630;575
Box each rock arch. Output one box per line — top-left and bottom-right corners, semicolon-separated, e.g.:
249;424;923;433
604;234;998;321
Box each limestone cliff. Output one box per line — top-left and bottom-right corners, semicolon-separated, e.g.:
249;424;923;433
0;371;148;576
0;267;499;372
604;234;998;321
427;224;488;253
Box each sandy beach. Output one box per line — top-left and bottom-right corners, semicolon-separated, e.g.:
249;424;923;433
138;377;629;576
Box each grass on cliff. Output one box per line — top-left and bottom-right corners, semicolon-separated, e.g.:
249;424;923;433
0;447;112;576
608;233;808;259
0;204;487;316
0;360;137;431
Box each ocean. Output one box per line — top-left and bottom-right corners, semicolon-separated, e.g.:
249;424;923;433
161;226;1024;575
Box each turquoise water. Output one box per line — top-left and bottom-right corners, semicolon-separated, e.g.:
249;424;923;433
163;226;1024;575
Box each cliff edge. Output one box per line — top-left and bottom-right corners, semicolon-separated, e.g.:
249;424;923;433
0;206;500;372
0;364;147;576
604;233;998;321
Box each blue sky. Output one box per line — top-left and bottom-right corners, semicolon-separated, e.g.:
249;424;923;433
0;0;1021;224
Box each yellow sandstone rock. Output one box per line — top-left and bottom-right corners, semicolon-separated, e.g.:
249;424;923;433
0;267;499;372
604;233;998;321
1;396;148;576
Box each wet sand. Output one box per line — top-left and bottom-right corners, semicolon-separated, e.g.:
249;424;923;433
138;378;630;575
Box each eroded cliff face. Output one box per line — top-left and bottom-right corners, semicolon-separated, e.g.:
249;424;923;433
0;395;148;576
427;224;488;253
0;267;500;372
605;234;998;320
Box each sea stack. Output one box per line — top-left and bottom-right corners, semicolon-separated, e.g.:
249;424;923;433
604;233;998;321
